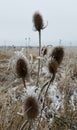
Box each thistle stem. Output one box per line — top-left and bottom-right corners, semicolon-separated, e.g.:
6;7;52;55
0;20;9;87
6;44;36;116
22;78;26;88
36;30;41;86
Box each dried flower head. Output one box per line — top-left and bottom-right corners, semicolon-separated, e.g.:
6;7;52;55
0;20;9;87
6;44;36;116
33;12;44;31
48;59;58;74
16;58;29;79
24;96;39;120
41;47;47;56
51;46;64;65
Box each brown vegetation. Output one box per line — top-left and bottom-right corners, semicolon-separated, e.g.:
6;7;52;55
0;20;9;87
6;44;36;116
0;46;77;130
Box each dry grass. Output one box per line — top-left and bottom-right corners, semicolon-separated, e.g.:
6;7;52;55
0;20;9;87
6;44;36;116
0;46;77;130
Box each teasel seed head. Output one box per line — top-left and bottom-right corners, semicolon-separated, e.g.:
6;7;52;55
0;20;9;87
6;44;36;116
51;46;64;65
16;58;29;79
48;59;59;75
24;96;39;120
33;12;46;32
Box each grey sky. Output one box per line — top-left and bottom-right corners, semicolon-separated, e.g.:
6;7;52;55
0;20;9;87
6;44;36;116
0;0;77;46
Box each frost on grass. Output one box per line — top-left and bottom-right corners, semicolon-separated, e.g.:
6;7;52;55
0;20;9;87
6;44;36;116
0;47;77;130
70;89;77;111
48;83;64;112
21;85;40;101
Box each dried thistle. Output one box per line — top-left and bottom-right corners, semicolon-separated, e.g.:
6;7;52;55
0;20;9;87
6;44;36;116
16;58;28;78
48;59;59;75
24;96;39;120
33;11;48;85
51;46;64;65
16;58;29;87
33;12;44;31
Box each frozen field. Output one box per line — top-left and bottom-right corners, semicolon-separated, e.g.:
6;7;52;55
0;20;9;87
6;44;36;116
0;46;77;130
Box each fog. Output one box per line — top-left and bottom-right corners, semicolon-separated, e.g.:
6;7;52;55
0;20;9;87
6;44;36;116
0;0;77;46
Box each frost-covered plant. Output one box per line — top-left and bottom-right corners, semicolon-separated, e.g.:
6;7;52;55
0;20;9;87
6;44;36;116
16;58;29;88
24;96;39;120
33;12;45;32
19;46;65;129
20;96;39;130
38;46;65;124
40;46;64;92
8;51;30;88
47;46;64;79
33;11;45;58
33;12;47;84
48;59;59;76
51;46;64;65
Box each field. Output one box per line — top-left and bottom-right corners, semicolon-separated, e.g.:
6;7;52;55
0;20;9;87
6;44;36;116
0;46;77;130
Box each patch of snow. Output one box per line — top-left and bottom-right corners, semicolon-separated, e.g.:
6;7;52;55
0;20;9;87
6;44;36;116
21;85;40;101
48;83;64;112
70;89;77;110
41;66;48;74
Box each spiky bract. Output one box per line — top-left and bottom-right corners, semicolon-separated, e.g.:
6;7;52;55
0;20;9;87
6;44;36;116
16;58;28;78
33;12;44;31
48;59;58;74
51;47;64;65
24;96;39;120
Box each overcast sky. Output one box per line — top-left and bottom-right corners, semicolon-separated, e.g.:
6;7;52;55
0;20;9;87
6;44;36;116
0;0;77;46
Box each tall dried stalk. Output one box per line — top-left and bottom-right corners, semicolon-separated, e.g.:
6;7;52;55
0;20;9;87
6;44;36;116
33;12;47;85
37;30;41;85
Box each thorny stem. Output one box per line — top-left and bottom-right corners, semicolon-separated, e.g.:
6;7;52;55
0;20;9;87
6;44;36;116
37;73;55;129
41;73;55;115
22;78;26;88
44;73;55;97
38;73;55;100
39;30;41;62
38;79;50;100
36;30;41;86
